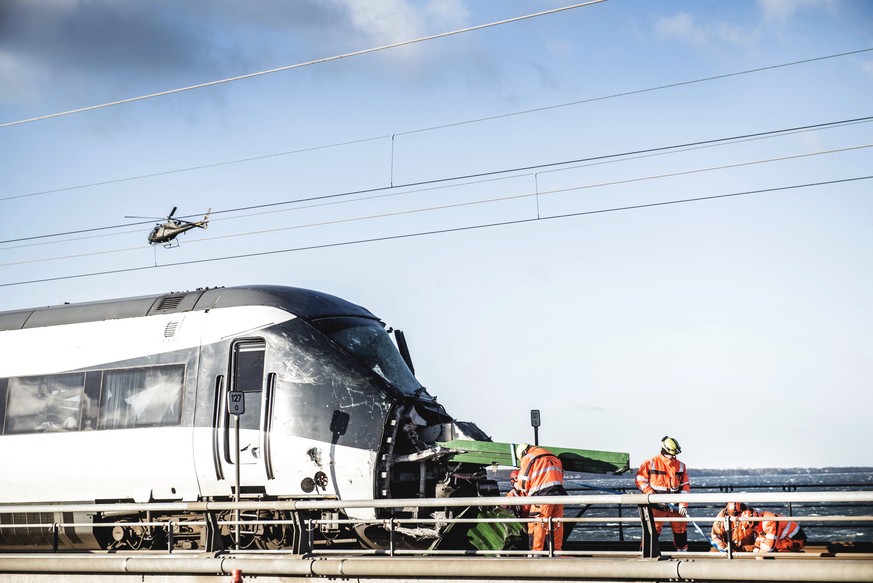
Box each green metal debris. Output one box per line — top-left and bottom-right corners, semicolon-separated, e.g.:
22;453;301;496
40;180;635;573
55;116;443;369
432;506;526;551
437;439;630;474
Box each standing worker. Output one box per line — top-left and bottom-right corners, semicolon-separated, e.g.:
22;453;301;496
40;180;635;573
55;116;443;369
515;443;566;553
635;436;691;552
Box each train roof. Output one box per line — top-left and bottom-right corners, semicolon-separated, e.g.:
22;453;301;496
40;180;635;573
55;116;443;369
0;285;378;331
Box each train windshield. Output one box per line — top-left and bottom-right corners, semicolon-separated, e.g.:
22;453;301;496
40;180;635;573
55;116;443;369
312;317;424;396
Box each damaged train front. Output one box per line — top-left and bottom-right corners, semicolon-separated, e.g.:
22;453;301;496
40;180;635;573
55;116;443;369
299;316;507;550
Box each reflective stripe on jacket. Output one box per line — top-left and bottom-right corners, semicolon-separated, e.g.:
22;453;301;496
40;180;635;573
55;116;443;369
757;511;804;543
517;446;564;496
635;454;691;496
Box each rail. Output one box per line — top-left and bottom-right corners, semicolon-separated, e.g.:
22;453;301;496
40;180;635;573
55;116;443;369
1;491;871;559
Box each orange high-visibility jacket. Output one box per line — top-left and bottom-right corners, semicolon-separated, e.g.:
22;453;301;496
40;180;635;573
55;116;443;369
635;454;691;502
755;511;804;551
503;488;531;518
517;446;563;496
711;508;757;551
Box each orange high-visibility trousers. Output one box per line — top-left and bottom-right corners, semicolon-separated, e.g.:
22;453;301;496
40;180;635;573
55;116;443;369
530;503;564;552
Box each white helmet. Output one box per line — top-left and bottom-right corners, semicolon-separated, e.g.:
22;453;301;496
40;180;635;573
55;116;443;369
515;443;530;461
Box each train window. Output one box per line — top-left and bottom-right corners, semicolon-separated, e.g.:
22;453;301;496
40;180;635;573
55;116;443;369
98;364;184;430
4;373;86;434
312;317;421;395
231;341;265;431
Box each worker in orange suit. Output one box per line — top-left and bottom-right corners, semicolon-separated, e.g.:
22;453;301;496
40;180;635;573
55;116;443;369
635;436;691;551
503;469;532;549
504;470;532;518
515;443;566;553
753;510;806;553
711;502;757;552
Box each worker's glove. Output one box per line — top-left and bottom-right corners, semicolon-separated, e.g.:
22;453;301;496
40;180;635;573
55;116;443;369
677;506;688;517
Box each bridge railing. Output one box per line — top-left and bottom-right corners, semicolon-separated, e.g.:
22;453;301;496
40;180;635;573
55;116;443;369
0;491;871;558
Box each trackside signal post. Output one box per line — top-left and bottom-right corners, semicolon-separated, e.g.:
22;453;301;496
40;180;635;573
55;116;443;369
228;391;245;550
530;409;540;446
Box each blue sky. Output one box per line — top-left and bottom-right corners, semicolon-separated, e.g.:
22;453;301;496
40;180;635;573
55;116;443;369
1;0;872;470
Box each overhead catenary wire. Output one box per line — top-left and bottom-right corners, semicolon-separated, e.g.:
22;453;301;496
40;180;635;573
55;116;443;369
1;174;870;288
2;114;871;246
3;47;870;204
0;1;608;129
2;141;869;265
396;47;873;137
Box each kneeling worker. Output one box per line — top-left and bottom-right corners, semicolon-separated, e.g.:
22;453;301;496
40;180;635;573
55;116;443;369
754;510;806;554
711;502;757;552
515;443;567;552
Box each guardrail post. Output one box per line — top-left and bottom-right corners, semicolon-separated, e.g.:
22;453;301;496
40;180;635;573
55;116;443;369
167;521;174;554
388;518;395;557
638;505;661;559
52;523;59;553
618;503;625;542
725;516;733;560
307;518;314;552
547;516;554;558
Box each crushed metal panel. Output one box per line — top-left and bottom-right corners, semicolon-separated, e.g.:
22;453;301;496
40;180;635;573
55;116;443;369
437;439;630;474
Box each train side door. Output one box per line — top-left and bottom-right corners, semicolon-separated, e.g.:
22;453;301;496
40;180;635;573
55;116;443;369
222;340;267;483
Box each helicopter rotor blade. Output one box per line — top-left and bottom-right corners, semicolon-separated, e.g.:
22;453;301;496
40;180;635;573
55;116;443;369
125;215;163;220
168;206;178;218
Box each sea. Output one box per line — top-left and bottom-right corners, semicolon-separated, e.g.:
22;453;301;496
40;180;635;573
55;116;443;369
498;467;873;543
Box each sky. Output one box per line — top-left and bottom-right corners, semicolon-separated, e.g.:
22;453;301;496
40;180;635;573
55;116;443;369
1;0;872;470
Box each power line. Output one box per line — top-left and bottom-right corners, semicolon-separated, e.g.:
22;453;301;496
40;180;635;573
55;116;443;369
0;1;607;129
2;114;870;246
396;47;873;137
3;46;870;204
2;175;869;288
4;141;869;264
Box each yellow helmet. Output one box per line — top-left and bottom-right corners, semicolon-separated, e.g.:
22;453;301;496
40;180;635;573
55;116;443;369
515;443;530;461
661;436;681;456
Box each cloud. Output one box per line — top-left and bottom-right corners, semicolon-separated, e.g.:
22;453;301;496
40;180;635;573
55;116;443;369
0;1;241;105
0;0;472;107
653;11;755;49
331;0;470;66
339;0;448;45
756;0;838;21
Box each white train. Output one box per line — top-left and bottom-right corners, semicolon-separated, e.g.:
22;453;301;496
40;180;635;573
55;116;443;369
0;285;495;551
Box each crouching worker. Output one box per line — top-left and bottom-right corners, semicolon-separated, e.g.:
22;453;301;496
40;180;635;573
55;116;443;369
711;502;757;552
503;470;532;550
753;511;806;554
515;443;566;553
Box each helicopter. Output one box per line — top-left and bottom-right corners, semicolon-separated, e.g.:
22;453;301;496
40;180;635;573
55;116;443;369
126;207;211;247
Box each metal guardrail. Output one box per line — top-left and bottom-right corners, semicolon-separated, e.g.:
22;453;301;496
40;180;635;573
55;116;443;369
1;491;871;558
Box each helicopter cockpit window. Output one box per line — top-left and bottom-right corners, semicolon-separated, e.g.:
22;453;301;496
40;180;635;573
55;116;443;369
311;317;422;396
